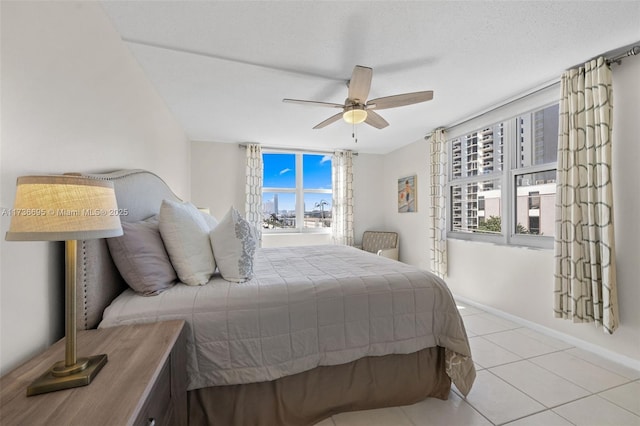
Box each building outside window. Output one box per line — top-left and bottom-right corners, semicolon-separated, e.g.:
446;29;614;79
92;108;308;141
529;216;540;235
262;152;332;232
450;122;504;235
513;104;558;238
528;191;541;210
448;103;558;247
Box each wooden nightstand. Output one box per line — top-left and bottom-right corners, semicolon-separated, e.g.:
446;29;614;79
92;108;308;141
0;320;187;426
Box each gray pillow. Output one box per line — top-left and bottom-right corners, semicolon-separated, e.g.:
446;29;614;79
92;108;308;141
107;216;177;296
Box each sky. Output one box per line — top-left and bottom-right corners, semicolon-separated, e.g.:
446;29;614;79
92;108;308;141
263;153;332;212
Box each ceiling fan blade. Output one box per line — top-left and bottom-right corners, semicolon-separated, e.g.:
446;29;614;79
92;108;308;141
367;91;434;110
364;110;389;129
348;66;373;102
283;99;344;109
313;112;344;129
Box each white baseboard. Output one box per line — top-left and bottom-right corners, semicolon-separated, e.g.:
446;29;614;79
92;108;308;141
454;294;640;373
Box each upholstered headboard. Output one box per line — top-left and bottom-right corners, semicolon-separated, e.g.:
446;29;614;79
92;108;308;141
74;169;181;330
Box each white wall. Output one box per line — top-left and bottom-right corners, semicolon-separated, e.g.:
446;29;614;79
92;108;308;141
352;153;386;245
190;141;246;220
386;60;640;365
0;2;190;374
610;58;640;363
381;139;431;269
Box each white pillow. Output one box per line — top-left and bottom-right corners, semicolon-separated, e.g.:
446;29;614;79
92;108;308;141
200;211;219;231
158;199;216;285
210;207;257;282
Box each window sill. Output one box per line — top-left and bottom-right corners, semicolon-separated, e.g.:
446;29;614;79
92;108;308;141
447;232;553;250
262;228;331;235
262;232;332;248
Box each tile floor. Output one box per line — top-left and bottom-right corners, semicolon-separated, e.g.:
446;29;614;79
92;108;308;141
314;301;640;426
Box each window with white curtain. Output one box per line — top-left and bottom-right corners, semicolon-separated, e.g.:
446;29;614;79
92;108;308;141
447;100;559;248
262;151;333;233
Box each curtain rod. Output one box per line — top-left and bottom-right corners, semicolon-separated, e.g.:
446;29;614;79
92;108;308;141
238;144;358;156
607;45;640;65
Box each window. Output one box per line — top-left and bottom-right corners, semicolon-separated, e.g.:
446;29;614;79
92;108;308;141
513;104;558;240
262;152;332;232
448;103;558;247
528;191;540;210
450;122;504;235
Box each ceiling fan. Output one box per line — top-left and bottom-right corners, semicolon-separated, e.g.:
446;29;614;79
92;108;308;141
283;65;433;130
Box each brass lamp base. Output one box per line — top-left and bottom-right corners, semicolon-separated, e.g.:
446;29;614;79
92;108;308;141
26;354;107;397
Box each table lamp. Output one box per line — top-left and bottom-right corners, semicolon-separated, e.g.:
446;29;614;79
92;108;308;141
5;175;123;396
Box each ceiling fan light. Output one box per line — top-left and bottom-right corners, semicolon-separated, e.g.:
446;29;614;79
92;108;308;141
343;107;367;124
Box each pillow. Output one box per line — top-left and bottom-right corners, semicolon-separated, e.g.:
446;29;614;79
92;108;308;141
158;199;216;285
200;211;219;231
210;207;257;282
107;216;177;296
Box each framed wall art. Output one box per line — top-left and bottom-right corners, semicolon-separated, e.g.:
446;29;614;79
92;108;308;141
398;175;417;213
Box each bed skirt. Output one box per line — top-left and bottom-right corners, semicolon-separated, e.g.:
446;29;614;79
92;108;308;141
188;346;450;426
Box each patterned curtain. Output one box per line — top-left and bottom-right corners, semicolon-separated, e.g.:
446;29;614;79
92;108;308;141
245;144;263;245
554;57;619;334
429;128;448;278
332;150;354;246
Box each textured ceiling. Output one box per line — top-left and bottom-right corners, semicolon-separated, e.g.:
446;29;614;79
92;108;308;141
100;1;640;154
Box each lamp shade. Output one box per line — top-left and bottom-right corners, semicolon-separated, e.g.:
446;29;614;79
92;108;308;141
343;106;368;124
5;175;123;241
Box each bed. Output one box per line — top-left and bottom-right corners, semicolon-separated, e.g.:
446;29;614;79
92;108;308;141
74;169;475;425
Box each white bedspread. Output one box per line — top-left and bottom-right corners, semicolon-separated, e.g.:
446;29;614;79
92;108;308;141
99;245;475;394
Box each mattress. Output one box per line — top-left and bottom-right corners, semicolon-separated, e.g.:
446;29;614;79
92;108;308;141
99;245;475;394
